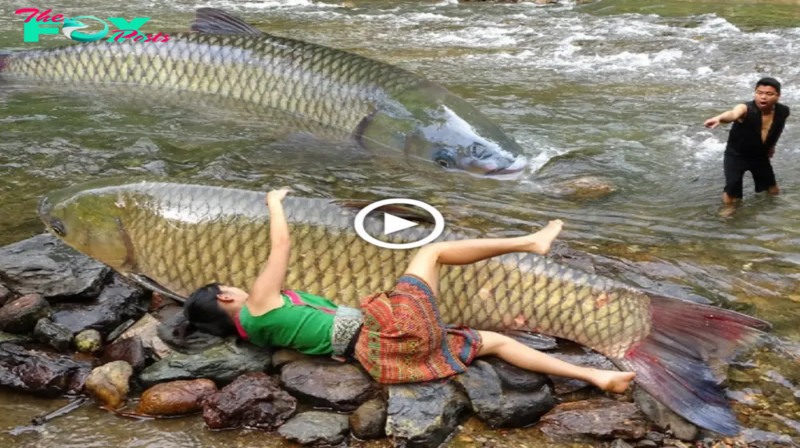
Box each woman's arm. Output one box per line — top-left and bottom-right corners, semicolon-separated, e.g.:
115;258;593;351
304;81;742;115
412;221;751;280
246;187;293;315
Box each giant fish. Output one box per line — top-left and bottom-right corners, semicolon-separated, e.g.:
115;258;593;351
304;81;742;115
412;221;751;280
1;8;528;177
38;178;770;435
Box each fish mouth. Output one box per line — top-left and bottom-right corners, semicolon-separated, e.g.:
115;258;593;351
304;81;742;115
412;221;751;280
484;156;528;176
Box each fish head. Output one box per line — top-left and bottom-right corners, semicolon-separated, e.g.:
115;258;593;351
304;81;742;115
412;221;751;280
38;178;135;272
361;82;528;178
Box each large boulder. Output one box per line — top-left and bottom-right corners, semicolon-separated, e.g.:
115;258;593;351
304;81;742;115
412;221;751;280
483;357;550;391
0;343;91;397
84;361;133;409
202;372;296;431
386;380;471;448
537;398;648;442
0;234;109;301
138;338;271;388
0;294;52;334
280;359;377;411
454;360;555;428
350;398;387;440
51;275;149;337
136;379;218;416
278;411;351;446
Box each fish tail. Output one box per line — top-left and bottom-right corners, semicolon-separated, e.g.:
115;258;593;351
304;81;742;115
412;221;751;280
613;294;771;436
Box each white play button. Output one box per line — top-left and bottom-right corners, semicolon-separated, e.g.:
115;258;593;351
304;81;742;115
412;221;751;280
383;213;419;235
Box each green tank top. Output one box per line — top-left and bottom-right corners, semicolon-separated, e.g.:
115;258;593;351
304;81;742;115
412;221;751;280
238;290;337;355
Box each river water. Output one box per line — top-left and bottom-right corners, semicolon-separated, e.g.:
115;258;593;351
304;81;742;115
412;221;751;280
1;0;799;446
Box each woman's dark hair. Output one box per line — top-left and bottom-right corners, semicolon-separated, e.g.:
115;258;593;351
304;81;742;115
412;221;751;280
182;282;237;337
756;77;781;94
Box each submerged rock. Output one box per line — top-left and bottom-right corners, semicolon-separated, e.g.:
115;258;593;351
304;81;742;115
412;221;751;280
455;360;555;428
549;176;617;200
74;329;103;354
0;343;91;397
51;276;149;337
350;398;387;440
118;314;172;361
0;294;52;334
632;387;698;441
278;411;351;446
102;336;146;372
202;372;296;431
280;359;377;411
386;380;471;448
84;361;133;409
0;234;109;300
34;318;73;352
137;379;218;416
139;338;271;388
538;398;648;442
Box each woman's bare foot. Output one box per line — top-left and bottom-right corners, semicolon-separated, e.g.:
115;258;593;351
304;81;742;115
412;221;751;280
588;369;636;393
524;219;564;255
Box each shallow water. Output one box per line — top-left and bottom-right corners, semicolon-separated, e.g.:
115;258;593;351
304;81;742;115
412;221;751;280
1;0;799;446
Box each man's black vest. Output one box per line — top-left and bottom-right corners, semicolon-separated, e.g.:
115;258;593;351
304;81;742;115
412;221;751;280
726;100;790;158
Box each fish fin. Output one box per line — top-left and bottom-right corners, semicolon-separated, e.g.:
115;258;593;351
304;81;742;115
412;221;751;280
128;273;188;303
191;8;265;36
335;200;437;224
613;295;770;436
498;330;558;350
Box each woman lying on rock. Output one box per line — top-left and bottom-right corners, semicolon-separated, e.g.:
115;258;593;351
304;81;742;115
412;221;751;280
182;188;636;392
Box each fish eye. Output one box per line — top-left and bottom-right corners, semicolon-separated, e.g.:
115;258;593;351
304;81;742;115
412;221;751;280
469;143;491;160
50;219;66;237
433;148;456;169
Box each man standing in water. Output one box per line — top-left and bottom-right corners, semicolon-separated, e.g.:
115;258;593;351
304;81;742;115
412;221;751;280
704;77;790;211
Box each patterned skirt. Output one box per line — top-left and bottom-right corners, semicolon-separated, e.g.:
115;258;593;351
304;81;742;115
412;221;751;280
354;274;483;384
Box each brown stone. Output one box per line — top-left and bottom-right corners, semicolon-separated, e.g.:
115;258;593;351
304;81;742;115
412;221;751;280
102;336;146;372
0;294;52;334
202;372;296;431
84;361;133;409
538;398;648;442
137;379;218;416
350;398;387;440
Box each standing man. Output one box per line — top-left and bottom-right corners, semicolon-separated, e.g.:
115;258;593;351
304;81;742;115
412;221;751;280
704;77;790;207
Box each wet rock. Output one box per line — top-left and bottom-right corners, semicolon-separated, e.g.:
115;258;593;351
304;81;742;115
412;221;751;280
278;411;350;446
74;329;103;354
546;343;615;394
102;336;146;372
0;331;31;344
386;380;471;448
0;233;109;300
202;372;296;431
84;361;133;409
350;398;387;440
136;379;218;416
157;310;224;354
550;176;617;200
0;284;11;307
51;275;148;337
34;318;73;351
740;428;794;445
644;431;666;444
455;360;555;428
272;348;311;369
0;294;52;334
118;314;172;360
106;319;136;343
139;338;271;388
612;440;634;448
635;440;657;448
632;387;698;441
280;359;377;411
538;398;648;442
483;357;550;391
0;343;91;397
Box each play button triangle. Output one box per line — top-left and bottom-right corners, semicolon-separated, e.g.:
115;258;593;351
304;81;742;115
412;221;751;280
383;213;419;235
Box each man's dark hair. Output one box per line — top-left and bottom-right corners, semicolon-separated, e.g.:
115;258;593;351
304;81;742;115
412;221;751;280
183;282;237;336
756;77;781;95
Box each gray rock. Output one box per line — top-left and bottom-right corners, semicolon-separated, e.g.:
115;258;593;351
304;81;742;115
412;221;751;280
280;359;377;411
632;387;698;441
118;314;172;361
278;411;350;446
612;440;634;448
272;349;311;370
51;275;149;337
139;338;271;388
538;398;648;442
546;343;615;394
0;331;31;344
386;380;471;448
34;318;73;351
0;234;109;301
350;398;387;440
202;372;296;431
0;294;52;334
0;284;11;307
0;343;92;397
740;428;794;445
635;440;657;448
74;329;103;354
102;336;146;372
483;357;550;391
455;360;555;428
